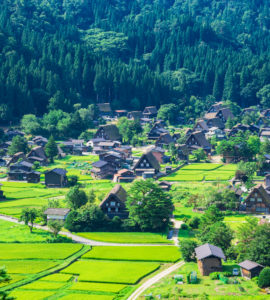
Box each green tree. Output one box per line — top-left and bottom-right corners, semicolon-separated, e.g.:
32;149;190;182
199;206;224;229
21;114;41;134
48;220;62;238
257;84;270;109
126;180;174;232
193;148;206;162
180;240;198;262
0;266;11;284
20;208;37;233
8;136;28;155
258;267;270;288
65;185;88;209
45;135;58;163
157;104;179;125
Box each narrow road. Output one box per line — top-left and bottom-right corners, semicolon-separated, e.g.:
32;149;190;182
0;214;174;247
169;219;183;246
128;261;185;300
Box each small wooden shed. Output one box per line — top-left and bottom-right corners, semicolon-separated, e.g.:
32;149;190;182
238;260;264;279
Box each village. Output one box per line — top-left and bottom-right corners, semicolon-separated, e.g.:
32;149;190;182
0;101;270;299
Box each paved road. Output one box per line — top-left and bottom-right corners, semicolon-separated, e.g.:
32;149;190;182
0;214;174;247
127;261;185;300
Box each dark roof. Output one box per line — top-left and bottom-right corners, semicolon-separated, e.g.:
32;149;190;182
205;117;225;129
177;144;189;155
187;131;211;148
92;160;108;168
238;260;264;270
97;103;112;112
45;168;67;176
44;208;70;216
133;151;160;171
246;184;270;204
100;184;127;207
218;108;234;121
156;133;174;145
195;243;226;260
128;111;142;119
27;146;47;160
144;106;158;114
15;161;33;168
194;120;209;131
96;125;121;141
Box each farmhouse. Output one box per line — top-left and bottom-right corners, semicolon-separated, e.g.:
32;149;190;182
143;106;158;119
113;169;136;183
204;117;225;130
133;151;160;176
7;152;27;167
115;110;128;118
8;161;40;183
32;136;48;147
185;131;211;152
45;168;68;187
177;144;189;161
5;129;24;141
207;102;224;113
27;146;48;165
94;124;121;141
44;208;70;222
97;103;112;117
155;133;174;147
215;108;234;123
100;184;129;219
99;151;123;168
238;260;264;279
193;120;209;132
127;111;142;121
91;160;116;179
244;184;270;213
148;121;169;140
195;243;226;276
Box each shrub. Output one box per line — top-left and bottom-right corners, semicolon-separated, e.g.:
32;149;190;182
223;272;231;277
258;267;270;288
210;272;220;280
181;223;189;230
180;240;197;262
188;217;200;229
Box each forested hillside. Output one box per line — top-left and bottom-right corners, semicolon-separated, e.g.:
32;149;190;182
0;0;270;123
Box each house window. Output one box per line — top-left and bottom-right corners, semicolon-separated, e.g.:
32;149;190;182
257;198;262;202
250;198;255;202
141;163;144;167
146;163;149;167
108;207;111;212
255;193;258;197
115;208;118;212
111;201;116;207
106;203;109;207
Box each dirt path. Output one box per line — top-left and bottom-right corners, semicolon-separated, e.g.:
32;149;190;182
127;261;185;300
0;214;174;247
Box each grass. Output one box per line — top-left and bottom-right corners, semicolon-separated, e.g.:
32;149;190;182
0;244;82;259
40;273;73;282
142;262;263;299
161;163;236;182
76;232;171;244
9;290;55;300
0;219;52;243
82;246;180;262
0;260;58;274
62;260;160;284
21;281;65;290
61;294;115;300
0;275;25;288
70;282;126;293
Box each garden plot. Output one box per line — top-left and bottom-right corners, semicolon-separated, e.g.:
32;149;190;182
62;260;160;284
77;232;171;244
162;163;236;181
0;243;82;260
83;246;180;262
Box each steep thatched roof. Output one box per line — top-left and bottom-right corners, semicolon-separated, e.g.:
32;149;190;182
100;184;127;207
97;103;112;113
95;124;121;141
133;151;160;171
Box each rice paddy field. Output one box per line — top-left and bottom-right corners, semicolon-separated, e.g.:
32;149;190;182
161;163;237;181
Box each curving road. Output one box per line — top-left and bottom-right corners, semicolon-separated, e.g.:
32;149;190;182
127;261;185;300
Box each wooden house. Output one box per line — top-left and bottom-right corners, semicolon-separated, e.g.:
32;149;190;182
216;108;234;123
177;144;189;161
27;146;48;165
194;120;209;133
195;243;226;276
91;160;116;179
113;169;136;183
143;106;158;119
44;208;70;222
127;111;142;121
5;129;24;141
207;102;224;113
238;260;264;279
100;184;129;219
115;110;128;118
244;184;270;213
32;136;48;147
155;133;174;147
185;131;211;152
8;161;40;183
45;168;68;188
97;103;112;117
205;117;225;130
7;152;27;167
133;151;160;176
150;147;166;164
94;125;121;141
148;121;169;140
99;151;123;169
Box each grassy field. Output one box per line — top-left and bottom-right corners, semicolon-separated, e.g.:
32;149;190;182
70;282;126;293
0;260;58;274
0;219;52;243
161;163;237;182
61;294;115;300
21;281;66;290
82;246;180;262
9;290;55;300
141;262;264;299
62;259;160;284
0;243;82;259
40;273;73;282
77;232;171;244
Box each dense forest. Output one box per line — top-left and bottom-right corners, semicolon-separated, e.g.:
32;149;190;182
0;0;270;123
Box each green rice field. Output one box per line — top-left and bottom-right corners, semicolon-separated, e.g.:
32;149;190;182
83;246;180;262
161;163;237;181
77;232;171;244
70;282;126;293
